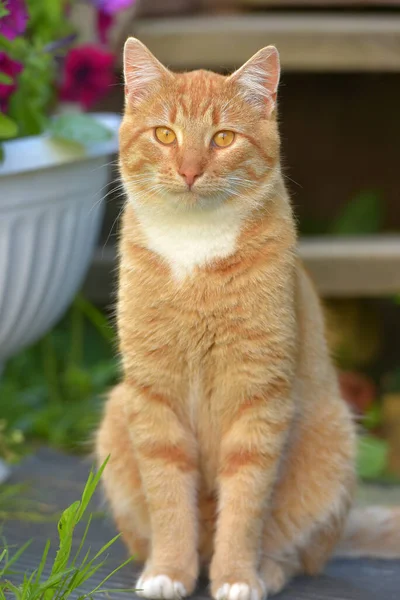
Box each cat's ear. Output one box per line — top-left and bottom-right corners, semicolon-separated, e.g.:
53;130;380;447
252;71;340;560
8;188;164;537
228;46;280;116
123;37;171;105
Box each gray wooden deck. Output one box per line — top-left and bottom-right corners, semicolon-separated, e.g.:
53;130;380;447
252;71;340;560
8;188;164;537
2;449;400;599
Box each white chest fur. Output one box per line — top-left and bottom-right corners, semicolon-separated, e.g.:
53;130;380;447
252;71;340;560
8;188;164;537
131;199;243;281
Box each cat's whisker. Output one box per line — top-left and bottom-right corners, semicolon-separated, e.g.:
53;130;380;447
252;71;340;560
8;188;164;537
87;178;127;216
90;158;120;173
281;172;302;188
102;201;127;250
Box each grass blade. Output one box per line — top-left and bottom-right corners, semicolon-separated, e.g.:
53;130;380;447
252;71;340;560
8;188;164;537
0;540;31;577
71;514;92;568
34;540;51;586
87;556;134;595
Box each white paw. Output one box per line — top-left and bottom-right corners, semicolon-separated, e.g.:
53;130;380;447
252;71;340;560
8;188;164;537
136;575;187;599
215;582;265;600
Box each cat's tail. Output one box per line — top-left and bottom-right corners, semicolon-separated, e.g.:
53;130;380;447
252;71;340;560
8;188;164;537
334;506;400;559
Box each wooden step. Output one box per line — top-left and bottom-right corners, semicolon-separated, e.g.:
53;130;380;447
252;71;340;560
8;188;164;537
83;236;400;304
130;12;400;72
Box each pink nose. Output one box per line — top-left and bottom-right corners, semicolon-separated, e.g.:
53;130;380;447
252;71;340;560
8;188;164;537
178;166;203;187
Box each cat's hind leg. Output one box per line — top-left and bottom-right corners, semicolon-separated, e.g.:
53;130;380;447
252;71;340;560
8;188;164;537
260;398;356;596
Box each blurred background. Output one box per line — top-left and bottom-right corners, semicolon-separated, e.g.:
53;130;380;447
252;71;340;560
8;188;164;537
1;0;400;486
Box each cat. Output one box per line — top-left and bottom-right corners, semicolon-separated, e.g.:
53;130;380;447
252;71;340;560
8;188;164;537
96;38;400;600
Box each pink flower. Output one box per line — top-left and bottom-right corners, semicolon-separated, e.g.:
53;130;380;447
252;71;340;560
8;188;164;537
93;0;136;44
0;0;28;41
0;52;23;112
338;371;376;415
60;45;116;110
97;10;113;44
93;0;136;15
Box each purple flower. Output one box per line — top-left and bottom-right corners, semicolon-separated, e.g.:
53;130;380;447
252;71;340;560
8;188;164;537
93;0;136;15
0;0;28;41
0;52;23;112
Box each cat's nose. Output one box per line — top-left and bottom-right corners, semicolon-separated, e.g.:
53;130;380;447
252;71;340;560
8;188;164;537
178;166;203;188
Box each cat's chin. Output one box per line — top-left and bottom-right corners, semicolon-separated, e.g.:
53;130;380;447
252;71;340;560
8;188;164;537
164;189;226;211
127;187;229;213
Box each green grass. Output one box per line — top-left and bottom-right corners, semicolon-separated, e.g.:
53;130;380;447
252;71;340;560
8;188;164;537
0;458;135;600
0;483;59;522
0;296;119;456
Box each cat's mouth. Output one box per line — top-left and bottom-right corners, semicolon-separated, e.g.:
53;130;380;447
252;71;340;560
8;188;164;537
163;188;230;211
166;182;223;200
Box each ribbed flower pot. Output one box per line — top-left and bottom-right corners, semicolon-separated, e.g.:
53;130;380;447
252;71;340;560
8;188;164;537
0;112;121;370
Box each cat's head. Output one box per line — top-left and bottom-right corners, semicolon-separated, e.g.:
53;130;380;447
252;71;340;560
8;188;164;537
119;38;281;212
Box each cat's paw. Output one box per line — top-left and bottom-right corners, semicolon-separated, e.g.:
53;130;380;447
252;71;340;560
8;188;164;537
136;571;194;599
260;557;296;596
212;577;266;600
136;565;197;600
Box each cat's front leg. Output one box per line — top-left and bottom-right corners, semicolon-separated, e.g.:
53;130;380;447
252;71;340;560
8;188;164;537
125;381;199;599
210;381;293;600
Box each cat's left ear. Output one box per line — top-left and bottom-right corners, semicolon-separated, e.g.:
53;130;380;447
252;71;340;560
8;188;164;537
228;46;280;117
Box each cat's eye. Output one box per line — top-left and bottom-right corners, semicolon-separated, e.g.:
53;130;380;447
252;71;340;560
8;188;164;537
155;127;176;145
213;130;235;148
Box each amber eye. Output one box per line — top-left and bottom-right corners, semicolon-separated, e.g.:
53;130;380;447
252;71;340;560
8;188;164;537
155;127;176;145
213;130;235;148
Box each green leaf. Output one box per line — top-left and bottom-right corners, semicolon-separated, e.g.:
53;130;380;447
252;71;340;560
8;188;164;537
49;114;113;146
63;366;92;400
8;92;46;137
0;113;18;139
357;435;388;480
0;1;9;18
330;190;384;235
48;500;80;582
0;72;12;85
362;402;383;430
0;35;13;53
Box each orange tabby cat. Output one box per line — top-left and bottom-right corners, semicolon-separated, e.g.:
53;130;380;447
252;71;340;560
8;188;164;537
96;38;400;600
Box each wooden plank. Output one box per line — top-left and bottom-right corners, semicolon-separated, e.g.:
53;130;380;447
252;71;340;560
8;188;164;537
301;236;400;297
82;236;400;304
240;0;400;6
130;13;400;71
7;456;400;600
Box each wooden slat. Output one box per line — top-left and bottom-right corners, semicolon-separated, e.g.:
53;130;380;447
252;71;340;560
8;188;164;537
130;13;400;72
240;0;400;6
300;236;400;296
82;236;400;304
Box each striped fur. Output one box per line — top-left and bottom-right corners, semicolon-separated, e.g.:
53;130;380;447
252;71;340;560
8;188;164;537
96;39;398;600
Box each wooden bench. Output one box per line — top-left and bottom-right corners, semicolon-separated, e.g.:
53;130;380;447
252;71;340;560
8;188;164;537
83;236;400;304
131;12;400;72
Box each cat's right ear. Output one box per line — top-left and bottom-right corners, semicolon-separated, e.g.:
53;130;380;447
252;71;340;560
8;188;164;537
123;37;171;106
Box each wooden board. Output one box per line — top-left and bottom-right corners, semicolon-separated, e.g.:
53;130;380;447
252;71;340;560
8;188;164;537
301;236;400;296
130;13;400;71
82;236;400;304
240;1;400;6
3;448;400;600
